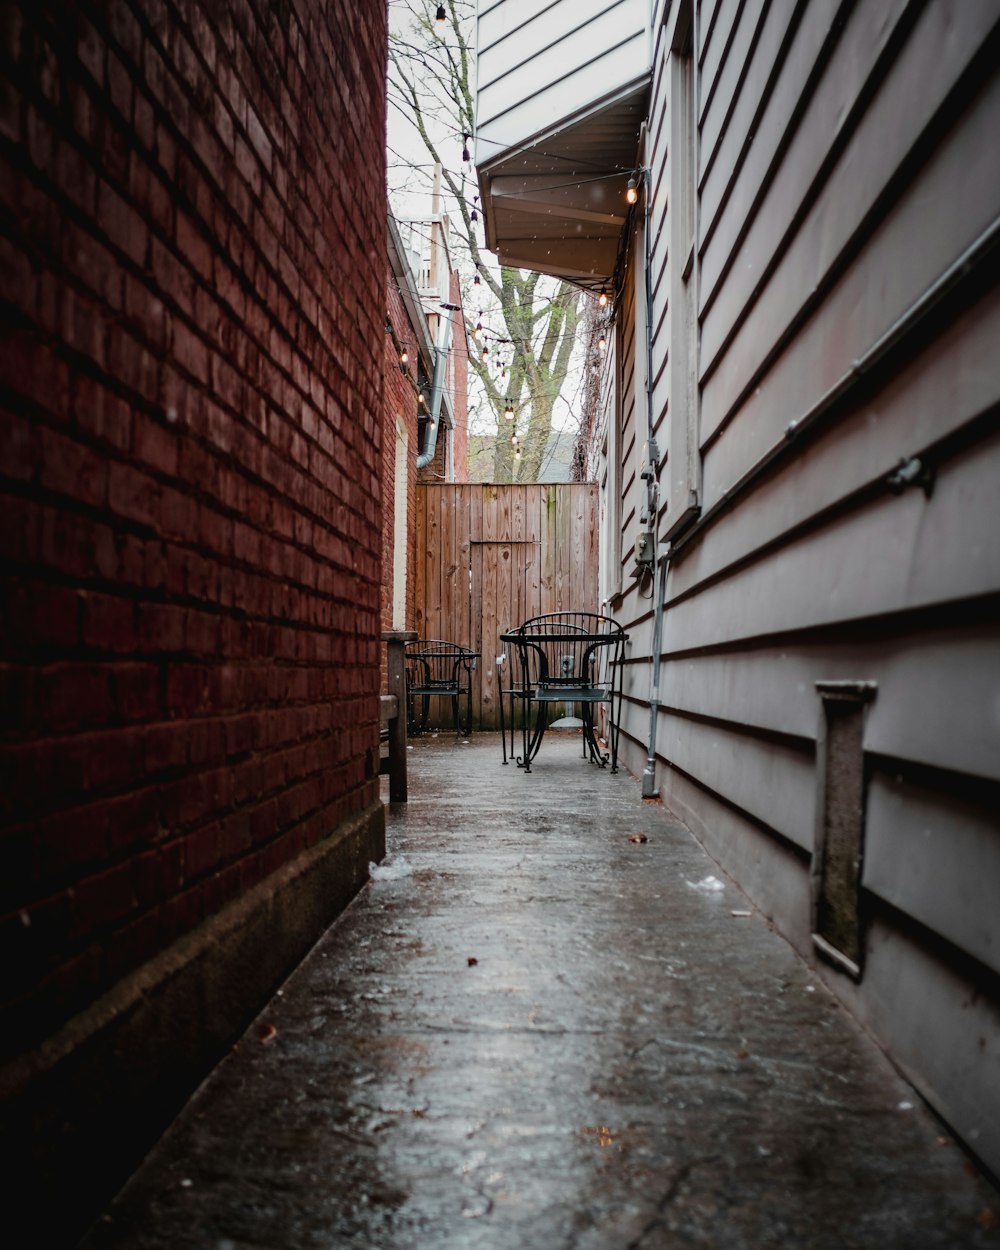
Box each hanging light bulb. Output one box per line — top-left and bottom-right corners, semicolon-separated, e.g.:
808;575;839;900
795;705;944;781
626;176;638;204
474;320;482;341
482;343;489;360
436;5;446;25
473;271;480;286
471;195;479;224
598;334;607;352
399;348;408;366
504;401;514;420
598;287;608;308
510;431;518;445
514;446;522;461
462;133;471;163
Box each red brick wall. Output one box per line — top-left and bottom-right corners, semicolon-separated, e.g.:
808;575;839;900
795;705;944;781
0;0;386;1059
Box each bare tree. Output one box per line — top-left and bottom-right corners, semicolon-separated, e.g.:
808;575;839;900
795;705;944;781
388;0;585;483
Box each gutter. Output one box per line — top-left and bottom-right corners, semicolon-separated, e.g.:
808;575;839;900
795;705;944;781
387;211;456;457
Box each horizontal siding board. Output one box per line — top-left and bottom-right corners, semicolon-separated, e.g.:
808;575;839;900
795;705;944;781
699;2;1000;443
664;436;1000;655
659;626;1000;782
853;916;1000;1175
699;0;771;182
700;76;1000;488
478;30;648;148
698;0;742;125
657;711;816;850
657;763;814;944
478;0;628;69
865;770;1000;976
686;284;1000;595
698;0;816;249
699;0;901;310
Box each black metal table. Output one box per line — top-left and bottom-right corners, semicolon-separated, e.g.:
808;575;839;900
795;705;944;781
499;612;628;773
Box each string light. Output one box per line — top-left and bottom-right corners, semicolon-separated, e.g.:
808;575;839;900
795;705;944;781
473;271;480;286
474;319;482;340
462;133;471;163
471;195;479;224
482;343;489;359
399;348;408;366
435;5;446;24
626;176;637;204
504;401;514;420
598;334;607;351
598;288;608;307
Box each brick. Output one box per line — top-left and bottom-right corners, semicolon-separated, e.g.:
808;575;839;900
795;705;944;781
171;318;209;383
81;590;136;653
5;580;81;650
111;663;162;722
97;177;149;267
132;842;183;906
37;801;110;880
0;332;71;420
85;726;145;792
72;374;132;451
34;664;113;732
108;460;161;529
181;823;220;881
76;15;106;88
136;602;185;653
176;209;212;282
38;428;108;507
71;863;137;938
132;413;178;475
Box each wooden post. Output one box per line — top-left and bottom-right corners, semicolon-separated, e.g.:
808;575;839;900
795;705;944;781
382;630;417;802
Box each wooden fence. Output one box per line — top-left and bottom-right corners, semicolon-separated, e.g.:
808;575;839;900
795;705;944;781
414;483;599;730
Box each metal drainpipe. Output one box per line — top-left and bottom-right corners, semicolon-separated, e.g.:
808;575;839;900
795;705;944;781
416;310;453;470
642;549;669;797
638;167;667;800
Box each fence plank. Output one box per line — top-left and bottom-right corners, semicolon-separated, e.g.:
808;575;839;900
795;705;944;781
415;484;599;729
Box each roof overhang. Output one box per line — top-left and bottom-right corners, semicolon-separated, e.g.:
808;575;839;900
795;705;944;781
477;79;649;292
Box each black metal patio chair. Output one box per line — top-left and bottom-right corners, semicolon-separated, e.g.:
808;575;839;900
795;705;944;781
404;640;479;738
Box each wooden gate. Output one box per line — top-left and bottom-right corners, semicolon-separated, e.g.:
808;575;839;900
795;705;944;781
414;483;599;730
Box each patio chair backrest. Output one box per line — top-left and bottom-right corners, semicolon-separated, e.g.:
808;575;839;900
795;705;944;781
510;611;625;697
404;640;478;692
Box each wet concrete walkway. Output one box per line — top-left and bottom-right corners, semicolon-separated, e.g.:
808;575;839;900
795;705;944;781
82;733;998;1249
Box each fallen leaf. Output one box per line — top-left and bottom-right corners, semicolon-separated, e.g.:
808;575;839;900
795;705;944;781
258;1022;277;1044
629;833;648;844
467;956;478;966
936;1135;952;1147
976;1208;999;1231
736;1049;749;1060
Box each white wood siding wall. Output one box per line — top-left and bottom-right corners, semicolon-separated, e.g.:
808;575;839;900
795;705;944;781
606;0;1000;1175
476;0;649;160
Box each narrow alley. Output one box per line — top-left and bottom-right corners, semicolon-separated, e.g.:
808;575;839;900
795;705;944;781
81;734;998;1250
